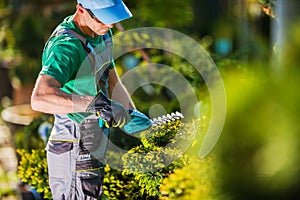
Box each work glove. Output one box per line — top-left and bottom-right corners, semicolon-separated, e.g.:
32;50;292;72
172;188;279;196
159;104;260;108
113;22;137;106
86;90;130;128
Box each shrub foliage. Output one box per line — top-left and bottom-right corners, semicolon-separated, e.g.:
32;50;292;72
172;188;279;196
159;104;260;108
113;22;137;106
17;114;214;200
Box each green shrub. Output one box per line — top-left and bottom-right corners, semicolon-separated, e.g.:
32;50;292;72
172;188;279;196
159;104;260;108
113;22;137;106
121;116;206;199
0;172;18;199
216;68;300;199
102;164;146;200
159;156;220;200
102;165;125;199
16;114;53;199
16;113;210;199
17;149;52;199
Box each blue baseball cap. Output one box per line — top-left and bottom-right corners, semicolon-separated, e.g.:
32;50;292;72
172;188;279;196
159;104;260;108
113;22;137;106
77;0;132;24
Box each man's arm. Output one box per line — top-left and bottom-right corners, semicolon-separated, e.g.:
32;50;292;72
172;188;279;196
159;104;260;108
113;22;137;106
31;74;93;114
108;68;136;110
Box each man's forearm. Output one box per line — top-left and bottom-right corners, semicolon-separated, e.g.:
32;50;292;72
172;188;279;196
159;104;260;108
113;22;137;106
108;68;136;110
31;74;93;114
31;90;93;114
110;83;136;110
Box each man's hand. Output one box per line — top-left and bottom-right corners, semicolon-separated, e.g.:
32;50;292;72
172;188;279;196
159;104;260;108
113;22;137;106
86;90;130;128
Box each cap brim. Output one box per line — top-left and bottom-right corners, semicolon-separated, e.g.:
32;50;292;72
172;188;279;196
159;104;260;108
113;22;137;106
91;1;132;24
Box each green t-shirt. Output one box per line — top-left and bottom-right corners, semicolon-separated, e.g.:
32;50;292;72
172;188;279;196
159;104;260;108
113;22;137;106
41;15;114;123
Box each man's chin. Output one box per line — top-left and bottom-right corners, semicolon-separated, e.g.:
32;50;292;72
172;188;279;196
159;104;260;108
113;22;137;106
96;29;109;36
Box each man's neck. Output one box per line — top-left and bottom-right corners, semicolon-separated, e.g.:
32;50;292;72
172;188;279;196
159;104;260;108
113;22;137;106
73;12;96;38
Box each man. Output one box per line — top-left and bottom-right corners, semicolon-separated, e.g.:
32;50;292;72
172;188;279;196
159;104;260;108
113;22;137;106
31;0;135;199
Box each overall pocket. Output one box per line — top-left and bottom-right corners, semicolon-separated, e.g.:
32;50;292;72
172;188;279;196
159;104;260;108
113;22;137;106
48;140;73;155
79;119;103;153
79;119;109;161
77;119;107;198
78;166;105;198
47;140;73;179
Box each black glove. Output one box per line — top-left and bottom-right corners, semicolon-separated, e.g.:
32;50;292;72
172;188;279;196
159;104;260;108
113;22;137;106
86;90;130;128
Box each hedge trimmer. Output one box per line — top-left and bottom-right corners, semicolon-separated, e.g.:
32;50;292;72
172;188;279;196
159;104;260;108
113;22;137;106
87;90;184;135
121;110;184;135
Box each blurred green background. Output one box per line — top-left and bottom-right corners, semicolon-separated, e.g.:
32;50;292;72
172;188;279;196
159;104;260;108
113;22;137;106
1;0;300;199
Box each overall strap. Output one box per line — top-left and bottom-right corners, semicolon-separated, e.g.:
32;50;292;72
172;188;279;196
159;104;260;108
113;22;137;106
52;28;95;67
102;33;112;49
94;33;113;94
49;28;112;64
53;28;93;52
47;28;113;95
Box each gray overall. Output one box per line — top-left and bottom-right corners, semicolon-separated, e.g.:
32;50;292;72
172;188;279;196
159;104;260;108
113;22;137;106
46;29;112;200
47;114;109;200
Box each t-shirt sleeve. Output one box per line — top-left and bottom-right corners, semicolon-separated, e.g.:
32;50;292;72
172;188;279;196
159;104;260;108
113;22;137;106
40;38;81;85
